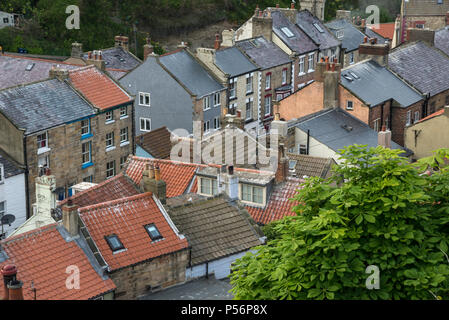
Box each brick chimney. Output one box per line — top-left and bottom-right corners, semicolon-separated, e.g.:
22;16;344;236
406;28;435;46
49;66;69;80
86;50;106;71
140;163;167;204
7;280;24;300
115;35;129;51
275;143;288;184
62;199;79;238
1;265;17;300
143;36;154;61
214;34;221;50
359;39;389;67
323;60;341;109
315;57;327;82
220;165;239;200
252;8;273;41
378;126;392;149
71;42;83;58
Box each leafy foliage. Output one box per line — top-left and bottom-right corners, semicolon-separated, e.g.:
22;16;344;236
230;145;449;300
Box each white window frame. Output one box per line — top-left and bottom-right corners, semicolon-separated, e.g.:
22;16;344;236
203;96;211;111
349;52;355;64
246;73;254;93
406;110;411;126
213;117;221;130
203;120;210;134
120;156;127;169
0;164;4;184
373;118;381;132
229;78;237;99
308;53;315;73
213;92;221;108
106;132;114;149
265;73;271;90
240;183;264;205
246;98;253;120
299;144;307;155
346;100;354;110
299;56;305;75
414;111;420;123
120;127;129;144
106;161;115;179
198;177;218;196
140;118;151;132
336;30;344;39
105;111;114;123
37;132;48;150
81;119;90;136
120;106;128;118
264;96;272;116
82;141;92;164
282;69;287;85
139;92;151;107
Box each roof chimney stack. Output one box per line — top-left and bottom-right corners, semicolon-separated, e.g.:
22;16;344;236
7;280;24;300
359;40;390;67
378;126;392;149
214;34;221;50
62;199;79;238
220;165;239;200
140;163;166;204
143;36;154;61
1;265;17;300
86;50;106;71
49;66;69;80
71;42;83;58
115;35;129;51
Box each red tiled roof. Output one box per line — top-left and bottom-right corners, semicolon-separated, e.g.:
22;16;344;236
419;109;445;123
79;193;189;271
368;23;395;40
126;157;203;197
68;65;132;110
0;223;116;300
246;177;304;225
60;173;139;208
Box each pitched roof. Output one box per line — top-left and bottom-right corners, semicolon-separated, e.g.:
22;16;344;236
435;27;449;57
418;108;446;123
290;108;412;156
389;41;449;96
325;19;367;52
159;50;224;98
125;157;202;197
58;173;139;208
0;153;24;179
136;126;172;159
215;47;258;77
79;193;189;271
296;10;341;51
236;36;292;70
68;65;133;110
83;47;141;71
340;60;423;107
0;54;80;90
367;23;395;40
287;153;335;179
0;78;95;135
271;10;318;54
364;27;388;44
245;177;303;225
405;0;449;16
166;194;263;265
0;223;116;299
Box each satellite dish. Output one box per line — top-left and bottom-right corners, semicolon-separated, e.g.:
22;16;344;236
1;214;15;226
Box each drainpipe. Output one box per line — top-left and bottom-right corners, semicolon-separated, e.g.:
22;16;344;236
23;135;30;219
306;129;310;155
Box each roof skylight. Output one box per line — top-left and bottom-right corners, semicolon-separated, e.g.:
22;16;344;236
281;27;295;38
313;23;325;33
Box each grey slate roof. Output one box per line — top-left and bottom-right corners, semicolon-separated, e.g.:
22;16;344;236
236;36;292;70
340;60;423;107
296;10;341;51
0;55;80;90
0;154;24;179
389;41;449;97
325;19;367;52
0;79;95;135
159;50;224;98
435;27;449;57
271;10;318;54
215;47;258;77
290;108;412;156
166;194;264;266
83;47;141;71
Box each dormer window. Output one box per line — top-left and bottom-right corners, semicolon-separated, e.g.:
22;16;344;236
144;224;163;242
336;30;344;39
240;183;264;205
105;234;125;252
198;177;218;196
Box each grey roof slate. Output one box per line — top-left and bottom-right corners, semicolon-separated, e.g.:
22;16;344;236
435;27;449;57
215;47;258;77
271;10;318;54
0;55;80;90
389;41;449;97
159;50;224;98
236;36;292;70
296;10;341;51
0;79;95;135
290;108;412;156
340;60;423;107
325;19;367;52
0;154;24;179
166;194;263;266
83;47;141;71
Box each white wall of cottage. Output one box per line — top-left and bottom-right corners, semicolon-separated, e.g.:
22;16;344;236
0;173;27;238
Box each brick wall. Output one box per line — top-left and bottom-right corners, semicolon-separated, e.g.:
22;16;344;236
110;249;189;300
339;84;370;123
427;89;449;115
261;63;292;121
294;53;317;89
405;16;447;31
391;100;424;146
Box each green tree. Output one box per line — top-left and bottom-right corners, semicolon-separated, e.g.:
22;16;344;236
230;145;449;300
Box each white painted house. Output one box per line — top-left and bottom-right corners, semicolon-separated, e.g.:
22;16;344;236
0;155;26;239
0;11;16;29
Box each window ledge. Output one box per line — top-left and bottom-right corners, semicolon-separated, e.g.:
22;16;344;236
308;69;315;73
139;104;151;107
246;91;253;96
82;162;94;169
105;120;115;125
81;133;93;140
120;115;129;120
112;248;127;255
37;147;51;155
106;146;116;152
120;141;130;147
214;104;221;108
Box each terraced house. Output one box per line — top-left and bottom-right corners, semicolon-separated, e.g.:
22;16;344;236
120;45;226;137
0;64;134;217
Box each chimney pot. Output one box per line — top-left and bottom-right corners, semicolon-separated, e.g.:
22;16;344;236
7;280;24;300
276;4;279;8
154;166;161;181
214;33;221;50
291;2;295;9
1;265;18;301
